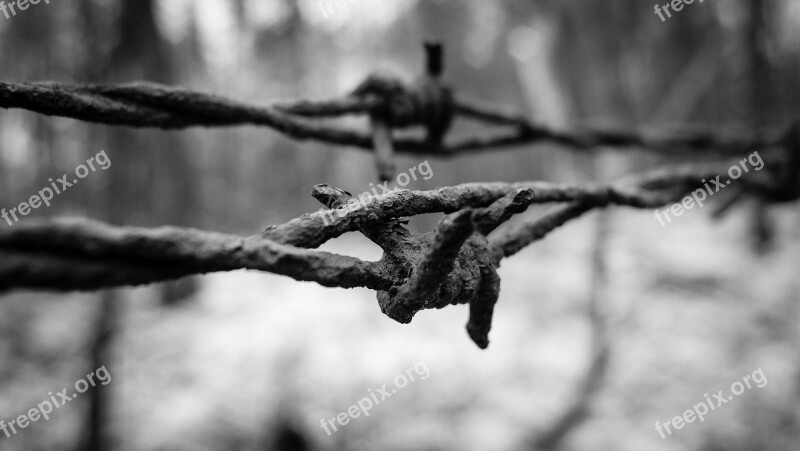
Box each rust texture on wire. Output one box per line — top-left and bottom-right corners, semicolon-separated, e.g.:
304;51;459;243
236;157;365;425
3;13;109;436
0;44;798;348
0;45;776;161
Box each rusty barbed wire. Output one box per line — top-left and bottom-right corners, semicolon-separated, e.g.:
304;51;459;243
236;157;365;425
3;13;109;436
2;152;794;347
0;44;797;348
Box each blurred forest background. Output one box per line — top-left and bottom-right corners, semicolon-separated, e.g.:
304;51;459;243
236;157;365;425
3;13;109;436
1;0;800;450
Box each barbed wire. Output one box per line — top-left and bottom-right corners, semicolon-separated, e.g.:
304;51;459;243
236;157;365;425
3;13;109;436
0;47;778;165
1;154;793;347
0;44;797;348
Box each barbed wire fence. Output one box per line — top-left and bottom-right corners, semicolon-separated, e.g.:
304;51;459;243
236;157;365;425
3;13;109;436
1;44;798;349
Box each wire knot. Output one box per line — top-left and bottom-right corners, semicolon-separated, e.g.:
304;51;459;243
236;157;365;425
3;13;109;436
351;43;455;182
352;43;455;139
309;185;538;348
375;210;500;349
371;189;534;348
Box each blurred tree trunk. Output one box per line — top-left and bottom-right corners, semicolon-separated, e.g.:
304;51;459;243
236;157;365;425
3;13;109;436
251;2;317;222
747;0;773;251
78;0;113;447
80;0;199;448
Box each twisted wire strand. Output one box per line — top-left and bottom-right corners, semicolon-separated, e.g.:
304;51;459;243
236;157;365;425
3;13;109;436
0;159;733;294
0;81;776;156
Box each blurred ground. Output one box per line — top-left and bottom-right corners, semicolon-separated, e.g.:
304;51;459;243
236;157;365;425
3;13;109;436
2;200;798;451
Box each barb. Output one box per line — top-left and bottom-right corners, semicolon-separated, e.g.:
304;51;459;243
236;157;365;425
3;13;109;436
380;210;475;324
